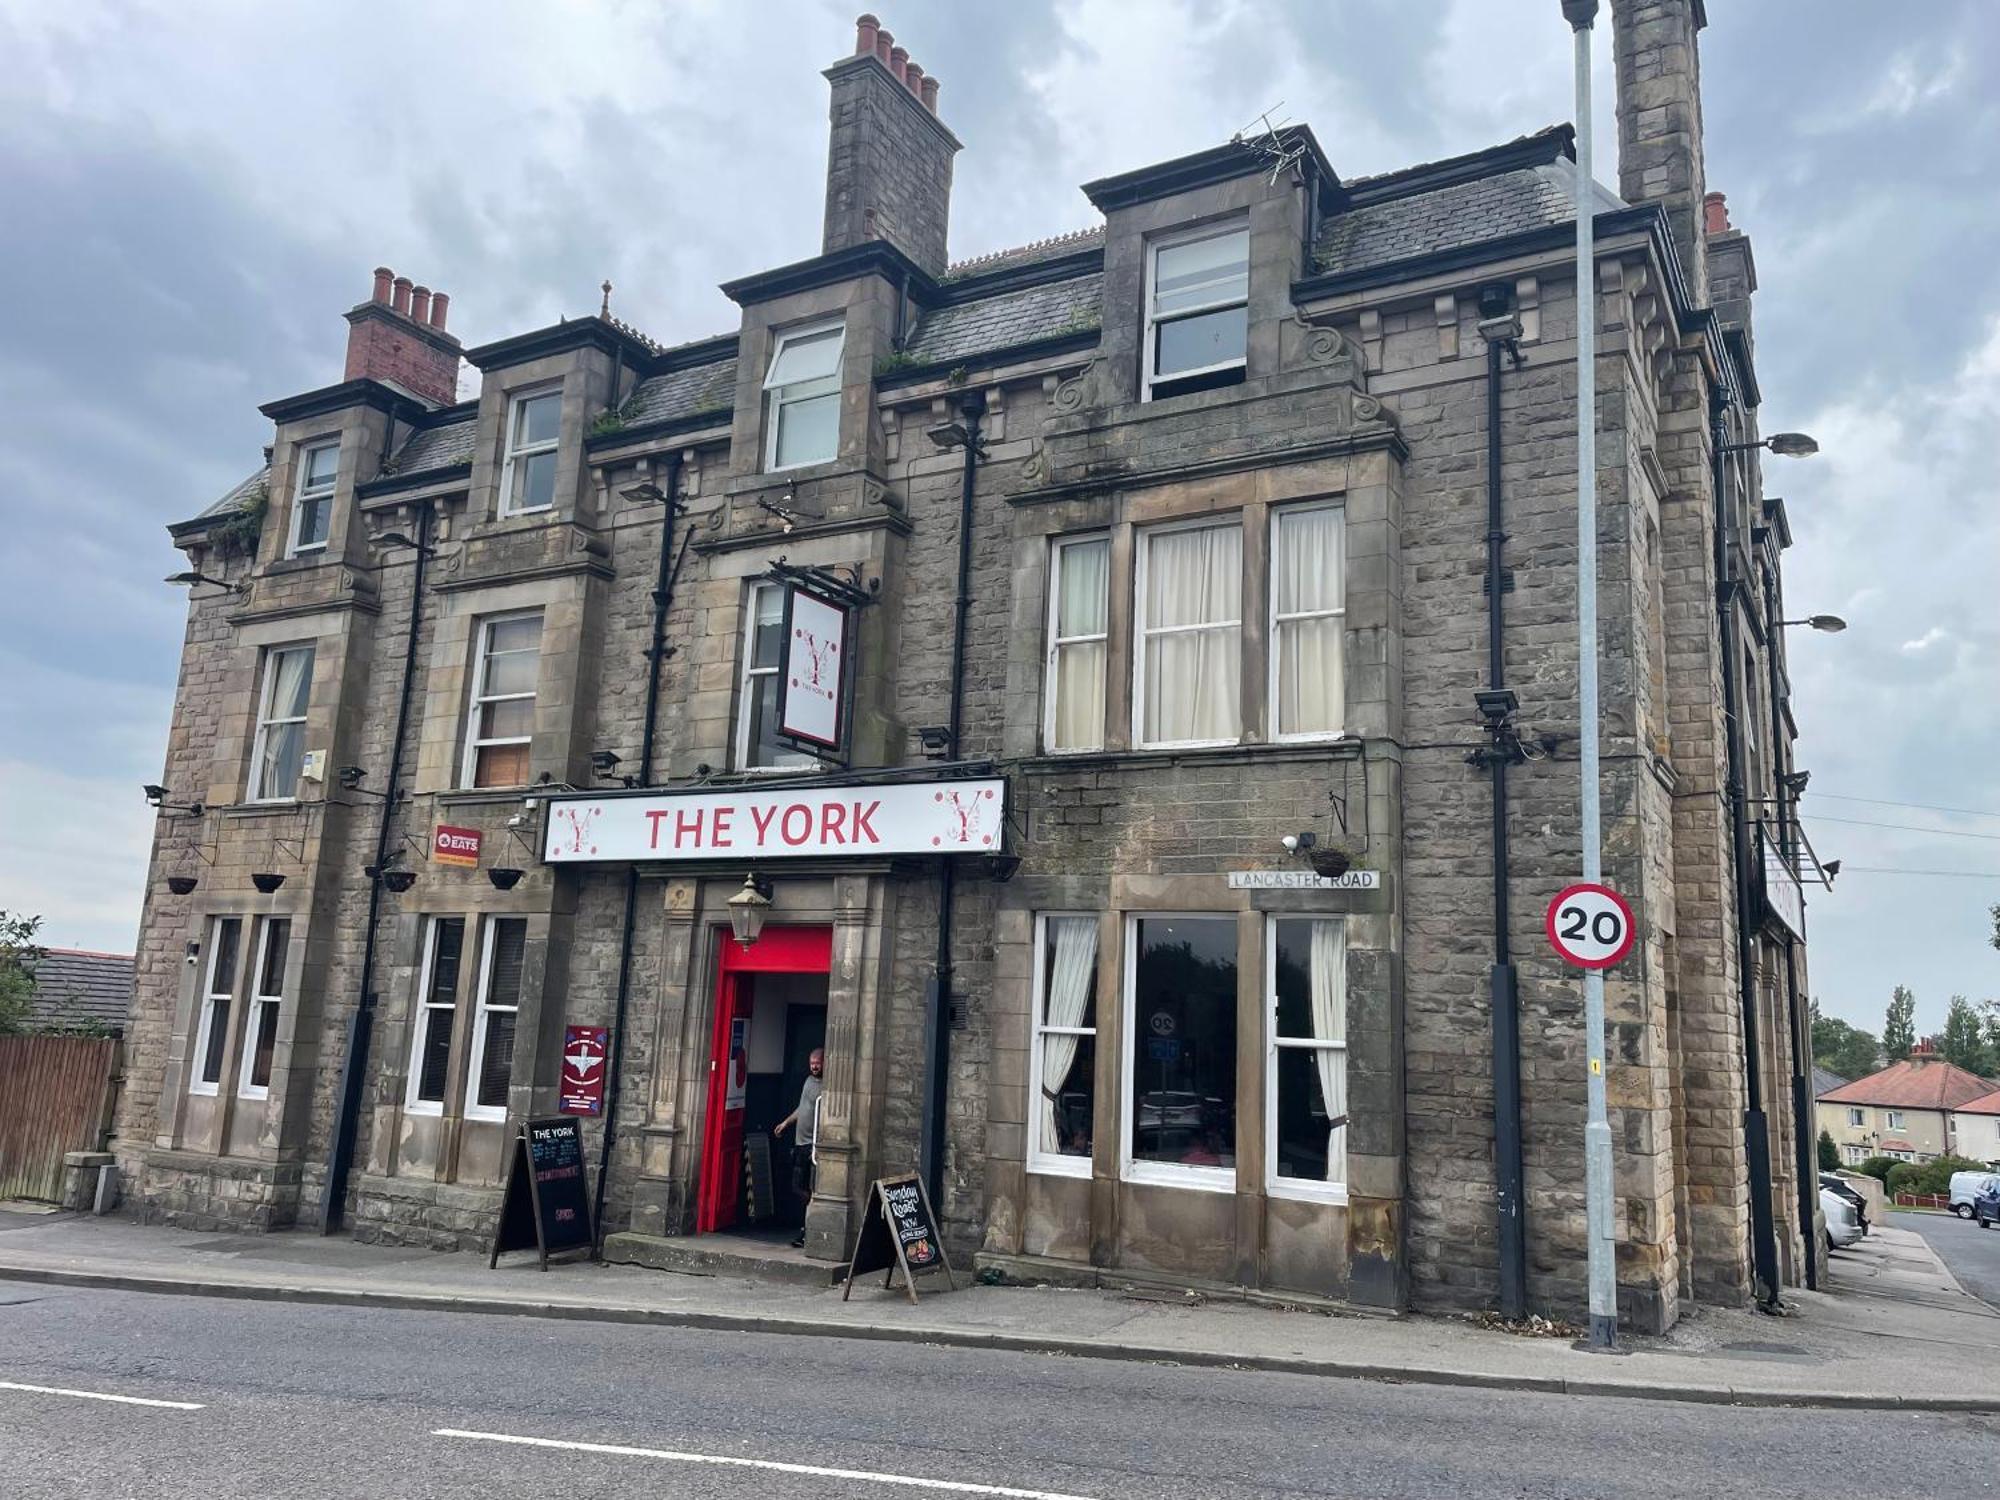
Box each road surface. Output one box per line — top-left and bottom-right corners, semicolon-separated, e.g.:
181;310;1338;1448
1894;1207;2000;1310
2;1280;1995;1498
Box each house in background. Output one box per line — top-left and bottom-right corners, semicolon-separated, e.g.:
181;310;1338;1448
26;950;134;1036
1816;1051;1997;1165
1950;1088;2000;1167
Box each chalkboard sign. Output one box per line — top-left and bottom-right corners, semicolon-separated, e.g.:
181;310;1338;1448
489;1117;596;1272
743;1133;776;1223
841;1173;954;1304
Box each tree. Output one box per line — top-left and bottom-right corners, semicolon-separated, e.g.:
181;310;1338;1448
1940;995;1994;1078
1811;1015;1881;1081
0;911;44;1035
1817;1129;1839;1172
1990;902;1999;952
1883;985;1918;1062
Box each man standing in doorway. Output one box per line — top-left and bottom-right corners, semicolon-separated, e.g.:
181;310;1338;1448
773;1047;824;1248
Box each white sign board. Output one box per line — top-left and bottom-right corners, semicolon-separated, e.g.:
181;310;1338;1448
1764;844;1805;940
779;588;847;751
1224;869;1380;891
544;780;1006;864
1545;883;1637;970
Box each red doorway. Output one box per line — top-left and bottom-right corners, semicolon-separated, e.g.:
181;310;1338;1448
695;924;832;1234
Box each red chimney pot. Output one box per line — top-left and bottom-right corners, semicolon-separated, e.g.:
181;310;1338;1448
888;44;907;83
371;267;394;304
902;60;924;96
1703;191;1729;235
920;74;940;113
391;276;413;316
855;13;879;56
409;285;432;324
429;291;449;330
875;28;892;64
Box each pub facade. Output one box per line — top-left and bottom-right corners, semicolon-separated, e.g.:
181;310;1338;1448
122;4;1824;1331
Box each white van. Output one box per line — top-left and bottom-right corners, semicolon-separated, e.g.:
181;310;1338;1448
1949;1171;2000;1219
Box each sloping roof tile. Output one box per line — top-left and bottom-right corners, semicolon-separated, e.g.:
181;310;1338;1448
945;227;1103;281
387;415;477;474
1812;1065;1851;1098
903;276;1102;366
1818;1059;1998;1111
1314;158;1622;277
1955;1087;2000;1117
196;465;270;521
28;949;134;1031
620;358;738;429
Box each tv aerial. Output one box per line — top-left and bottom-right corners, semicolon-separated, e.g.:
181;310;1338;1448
1232;102;1309;185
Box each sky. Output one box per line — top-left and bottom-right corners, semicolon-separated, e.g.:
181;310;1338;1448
0;1;1994;1039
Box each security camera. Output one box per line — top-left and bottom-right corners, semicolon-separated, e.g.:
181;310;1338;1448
521;797;539;812
506;813;526;829
1281;834;1299;852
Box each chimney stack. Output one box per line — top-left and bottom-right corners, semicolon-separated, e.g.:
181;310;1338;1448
344;265;462;407
822;14;960;274
1612;0;1709;303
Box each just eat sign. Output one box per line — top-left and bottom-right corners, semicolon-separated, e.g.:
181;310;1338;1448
541;780;1007;864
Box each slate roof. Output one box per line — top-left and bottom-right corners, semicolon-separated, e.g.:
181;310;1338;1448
944;227;1104;281
27;949;134;1032
619;357;739;429
1818;1059;1999;1112
195;465;269;521
902;275;1102;366
1812;1065;1851;1099
386;414;477;474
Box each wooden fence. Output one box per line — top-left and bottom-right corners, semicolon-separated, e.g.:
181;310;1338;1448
1892;1191;1950;1212
0;1035;119;1203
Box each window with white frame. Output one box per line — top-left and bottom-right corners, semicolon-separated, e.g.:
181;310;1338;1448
1843;1144;1867;1164
736;581;814;770
1268;917;1347;1194
406;916;466;1111
1270;503;1346;739
1124;915;1237;1190
465;917;527;1120
1045;536;1109;753
462;612;542;788
500;388;562;515
762;320;844;471
191;917;242;1095
289;440;339;554
1888;1110;1906;1132
1847;1107;1866;1128
1144;223;1248;401
248;643;315;802
1136;519;1241;747
1030;914;1099;1174
237;917;290;1099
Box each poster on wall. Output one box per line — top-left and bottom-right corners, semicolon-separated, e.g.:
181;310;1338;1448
777;586;849;756
558;1025;609;1117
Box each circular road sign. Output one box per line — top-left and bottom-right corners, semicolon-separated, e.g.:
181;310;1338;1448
1545;883;1637;970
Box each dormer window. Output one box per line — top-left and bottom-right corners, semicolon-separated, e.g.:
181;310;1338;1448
763;320;845;471
1144;222;1248;401
501;387;561;515
288;440;339;554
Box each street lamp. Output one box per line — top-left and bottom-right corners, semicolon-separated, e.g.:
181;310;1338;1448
727;873;774;949
1719;431;1819;458
1780;614;1846;633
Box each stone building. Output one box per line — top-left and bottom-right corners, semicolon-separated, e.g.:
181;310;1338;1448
122;3;1826;1330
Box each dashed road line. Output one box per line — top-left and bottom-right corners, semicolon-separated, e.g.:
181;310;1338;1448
0;1380;203;1410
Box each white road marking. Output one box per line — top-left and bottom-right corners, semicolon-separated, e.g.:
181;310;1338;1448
432;1428;1105;1499
0;1380;203;1410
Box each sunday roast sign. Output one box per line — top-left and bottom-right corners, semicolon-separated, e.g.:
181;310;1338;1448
541;780;1007;864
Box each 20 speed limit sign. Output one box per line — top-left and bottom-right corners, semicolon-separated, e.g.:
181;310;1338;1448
1545;883;1636;969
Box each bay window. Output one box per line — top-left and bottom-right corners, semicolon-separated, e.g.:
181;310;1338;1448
736;582;814;770
191;917;242;1095
1045;535;1109;753
289;440;338;554
1270;503;1345;739
1136;520;1241;747
762;320;844;471
1267;917;1348;1196
407;916;466;1112
1144;223;1248;401
1030;915;1099;1175
465;917;527;1121
237;917;290;1099
249;643;315;802
500;388;561;515
1124;915;1237;1190
462;612;542;788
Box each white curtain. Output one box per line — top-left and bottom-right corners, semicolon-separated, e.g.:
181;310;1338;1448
1309;919;1348;1185
1052;541;1108;751
1144;525;1241;743
259;647;313;795
1039;917;1098;1155
1275;507;1345;736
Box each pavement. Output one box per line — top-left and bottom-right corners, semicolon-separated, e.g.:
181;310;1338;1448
1894;1206;2000;1309
1;1204;1996;1415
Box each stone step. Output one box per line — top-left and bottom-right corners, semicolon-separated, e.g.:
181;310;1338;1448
602;1231;845;1288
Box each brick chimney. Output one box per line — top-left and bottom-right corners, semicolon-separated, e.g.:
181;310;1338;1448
821;14;961;276
1612;0;1709;304
343;266;462;406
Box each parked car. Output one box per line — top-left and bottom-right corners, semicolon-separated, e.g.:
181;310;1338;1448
1949;1171;2000;1220
1820;1175;1869;1234
1975;1187;2000;1230
1820;1187;1864;1251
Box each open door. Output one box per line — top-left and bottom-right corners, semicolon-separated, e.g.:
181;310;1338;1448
696;925;833;1235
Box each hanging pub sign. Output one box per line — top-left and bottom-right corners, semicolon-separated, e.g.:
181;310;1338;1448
542;779;1007;864
488;1117;596;1271
841;1172;954;1304
777;584;851;760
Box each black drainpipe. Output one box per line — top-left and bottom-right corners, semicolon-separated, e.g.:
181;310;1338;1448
592;452;684;1247
321;499;432;1232
1476;287;1528;1321
920;392;985;1209
1713;398;1783;1307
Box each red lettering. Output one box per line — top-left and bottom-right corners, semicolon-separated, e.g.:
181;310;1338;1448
646;810;671;849
852;799;880;843
674;808;705;848
711;806;734;848
751;804;779;844
820;801;847;845
780;804;812;846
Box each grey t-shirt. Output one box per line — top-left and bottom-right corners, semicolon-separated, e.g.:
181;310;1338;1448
795;1075;824;1149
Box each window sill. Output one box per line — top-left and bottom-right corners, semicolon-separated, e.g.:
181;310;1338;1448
436;788;534;806
236;1088;270;1103
1267;1180;1350;1207
1021;740;1365;775
463;1108;508;1125
1026;1156;1092;1181
187;1083;220;1099
1122;1161;1236;1195
405;1100;445;1118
